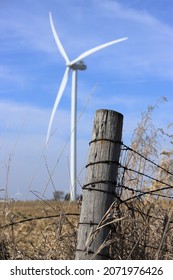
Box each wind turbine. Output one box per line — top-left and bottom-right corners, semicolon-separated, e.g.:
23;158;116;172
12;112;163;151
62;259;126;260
46;11;128;201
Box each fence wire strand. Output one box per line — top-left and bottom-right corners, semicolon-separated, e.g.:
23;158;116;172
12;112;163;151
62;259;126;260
117;142;173;202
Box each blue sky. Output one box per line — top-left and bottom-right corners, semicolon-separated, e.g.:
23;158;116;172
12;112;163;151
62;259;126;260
0;0;173;200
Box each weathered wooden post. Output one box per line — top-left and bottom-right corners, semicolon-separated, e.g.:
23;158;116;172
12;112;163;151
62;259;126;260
75;109;123;260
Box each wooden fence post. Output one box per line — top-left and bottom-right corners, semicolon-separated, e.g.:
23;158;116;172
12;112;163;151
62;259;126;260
75;109;123;260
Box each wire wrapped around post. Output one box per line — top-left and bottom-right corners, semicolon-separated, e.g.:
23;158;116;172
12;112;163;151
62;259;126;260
75;109;123;260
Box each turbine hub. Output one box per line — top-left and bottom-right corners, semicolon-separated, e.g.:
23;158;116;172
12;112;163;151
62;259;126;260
70;60;87;71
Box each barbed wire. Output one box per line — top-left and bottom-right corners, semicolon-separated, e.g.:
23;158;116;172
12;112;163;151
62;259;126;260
122;142;173;178
117;142;173;202
0;212;79;229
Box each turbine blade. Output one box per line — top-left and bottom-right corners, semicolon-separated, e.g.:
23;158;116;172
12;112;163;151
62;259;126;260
69;37;128;66
49;11;70;64
46;67;70;145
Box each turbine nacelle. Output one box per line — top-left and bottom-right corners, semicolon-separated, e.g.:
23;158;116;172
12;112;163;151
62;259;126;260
68;60;87;71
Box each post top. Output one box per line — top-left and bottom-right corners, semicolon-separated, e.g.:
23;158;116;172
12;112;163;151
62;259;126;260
96;109;123;119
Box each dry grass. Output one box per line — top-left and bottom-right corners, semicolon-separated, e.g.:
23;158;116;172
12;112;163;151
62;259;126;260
0;200;80;259
108;98;173;260
109;199;173;260
1;198;173;260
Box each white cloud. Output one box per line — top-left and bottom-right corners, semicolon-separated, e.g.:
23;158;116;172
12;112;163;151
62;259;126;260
0;7;52;54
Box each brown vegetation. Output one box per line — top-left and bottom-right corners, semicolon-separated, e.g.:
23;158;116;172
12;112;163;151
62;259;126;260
0;200;79;259
1;198;173;260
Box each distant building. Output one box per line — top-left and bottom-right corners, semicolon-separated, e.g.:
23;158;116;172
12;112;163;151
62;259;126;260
53;191;64;201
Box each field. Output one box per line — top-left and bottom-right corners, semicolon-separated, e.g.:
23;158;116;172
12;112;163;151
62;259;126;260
0;200;80;259
1;198;173;260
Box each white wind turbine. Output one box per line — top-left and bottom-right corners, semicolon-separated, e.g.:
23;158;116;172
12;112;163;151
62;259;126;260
46;11;128;201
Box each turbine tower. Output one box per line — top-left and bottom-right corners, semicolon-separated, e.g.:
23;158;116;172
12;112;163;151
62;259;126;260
46;11;128;201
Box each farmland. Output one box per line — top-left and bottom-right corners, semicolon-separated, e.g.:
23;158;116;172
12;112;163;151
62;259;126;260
1;198;173;260
0;200;80;259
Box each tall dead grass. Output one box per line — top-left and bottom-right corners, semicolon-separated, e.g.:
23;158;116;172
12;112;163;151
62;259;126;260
109;97;173;260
